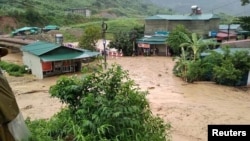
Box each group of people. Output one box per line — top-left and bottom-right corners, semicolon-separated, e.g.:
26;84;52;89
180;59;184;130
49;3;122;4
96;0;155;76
0;47;30;141
138;47;159;56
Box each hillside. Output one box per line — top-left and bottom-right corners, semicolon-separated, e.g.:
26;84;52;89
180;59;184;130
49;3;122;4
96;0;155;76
0;0;171;18
149;0;250;16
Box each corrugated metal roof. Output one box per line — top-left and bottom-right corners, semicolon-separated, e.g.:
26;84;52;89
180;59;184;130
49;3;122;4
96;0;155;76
21;41;100;61
146;14;219;20
219;24;241;30
136;35;167;45
201;47;250;56
12;27;40;35
40;51;100;62
21;41;61;56
216;32;237;38
43;25;60;30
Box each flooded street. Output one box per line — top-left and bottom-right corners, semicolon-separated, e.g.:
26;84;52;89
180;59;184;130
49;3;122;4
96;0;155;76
108;56;250;141
3;54;250;141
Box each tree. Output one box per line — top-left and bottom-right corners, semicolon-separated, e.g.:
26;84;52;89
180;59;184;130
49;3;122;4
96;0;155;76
129;26;144;56
27;65;171;141
24;8;44;25
241;0;250;5
78;25;101;51
109;26;144;56
180;33;207;61
173;47;190;81
109;32;133;56
234;16;250;31
166;24;191;56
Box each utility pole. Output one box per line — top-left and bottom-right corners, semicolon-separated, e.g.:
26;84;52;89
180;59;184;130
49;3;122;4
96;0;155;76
130;30;137;56
102;20;108;69
227;24;231;41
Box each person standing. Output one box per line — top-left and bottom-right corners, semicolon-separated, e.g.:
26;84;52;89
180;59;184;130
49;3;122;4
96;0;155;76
0;47;30;141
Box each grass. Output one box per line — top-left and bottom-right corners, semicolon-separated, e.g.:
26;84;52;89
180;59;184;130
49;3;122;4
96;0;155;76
70;18;144;40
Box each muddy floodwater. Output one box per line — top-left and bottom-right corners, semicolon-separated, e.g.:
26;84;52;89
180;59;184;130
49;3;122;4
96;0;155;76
3;53;250;141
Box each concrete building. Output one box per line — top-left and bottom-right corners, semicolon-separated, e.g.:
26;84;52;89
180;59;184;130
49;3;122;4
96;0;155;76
144;6;220;37
136;33;169;56
65;8;91;17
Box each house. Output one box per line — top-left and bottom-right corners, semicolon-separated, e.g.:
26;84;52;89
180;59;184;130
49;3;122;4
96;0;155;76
65;8;91;17
136;33;169;56
144;6;220;37
139;5;220;56
218;24;250;41
21;41;100;79
219;24;242;32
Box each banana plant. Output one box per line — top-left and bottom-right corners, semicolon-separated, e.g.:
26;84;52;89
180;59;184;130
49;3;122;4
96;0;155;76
180;32;206;61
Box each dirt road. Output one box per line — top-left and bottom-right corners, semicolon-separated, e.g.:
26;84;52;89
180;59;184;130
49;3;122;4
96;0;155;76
3;53;250;141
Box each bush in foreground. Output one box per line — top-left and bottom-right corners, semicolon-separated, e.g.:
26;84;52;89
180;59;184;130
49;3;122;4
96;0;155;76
0;61;27;76
26;65;171;141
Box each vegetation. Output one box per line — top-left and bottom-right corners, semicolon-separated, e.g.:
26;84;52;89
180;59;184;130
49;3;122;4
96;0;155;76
180;33;208;61
241;0;250;5
0;0;171;27
0;61;27;76
108;25;144;56
72;18;144;40
166;25;191;56
234;16;250;31
78;25;102;51
26;65;171;141
216;13;236;24
173;37;250;86
212;47;250;85
108;32;133;56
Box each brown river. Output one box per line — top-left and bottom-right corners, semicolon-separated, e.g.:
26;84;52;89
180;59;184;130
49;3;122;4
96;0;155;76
3;53;250;141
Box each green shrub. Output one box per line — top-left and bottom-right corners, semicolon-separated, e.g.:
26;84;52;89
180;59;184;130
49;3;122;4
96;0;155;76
213;59;242;86
174;45;250;86
202;47;250;86
27;65;171;141
185;60;203;82
0;61;27;77
200;51;224;81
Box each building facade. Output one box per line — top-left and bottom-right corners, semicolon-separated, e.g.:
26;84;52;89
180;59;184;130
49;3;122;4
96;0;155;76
145;14;220;37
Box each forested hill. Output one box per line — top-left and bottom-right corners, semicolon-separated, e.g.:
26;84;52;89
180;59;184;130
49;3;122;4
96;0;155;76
149;0;250;16
0;0;171;18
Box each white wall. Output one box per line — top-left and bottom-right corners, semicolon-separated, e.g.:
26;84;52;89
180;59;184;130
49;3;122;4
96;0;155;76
22;52;43;79
247;71;250;86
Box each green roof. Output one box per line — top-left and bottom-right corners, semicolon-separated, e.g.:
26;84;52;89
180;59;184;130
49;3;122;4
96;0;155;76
21;41;61;56
219;24;241;30
146;14;220;21
136;35;167;45
40;51;99;62
21;41;100;62
43;25;60;30
201;48;250;56
12;27;39;34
